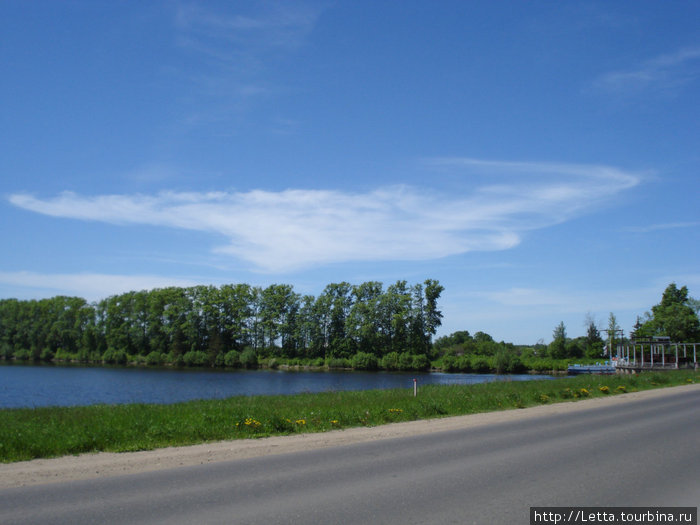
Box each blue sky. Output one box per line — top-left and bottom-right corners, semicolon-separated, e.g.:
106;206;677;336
1;1;699;344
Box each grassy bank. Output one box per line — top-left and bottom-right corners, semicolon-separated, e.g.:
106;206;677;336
0;370;695;463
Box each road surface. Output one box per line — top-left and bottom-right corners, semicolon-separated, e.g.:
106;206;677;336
1;386;698;524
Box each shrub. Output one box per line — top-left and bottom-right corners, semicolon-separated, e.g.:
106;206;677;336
381;352;400;370
129;354;146;365
240;348;258;369
494;350;511;374
54;348;76;362
412;354;430;371
103;348;127;365
182;351;208;367
145;351;163;366
471;356;491;373
440;355;457;372
456;356;472;372
327;357;352;369
507;355;527;373
352;352;379;370
14;349;31;361
398;352;414;370
165;351;185;367
223;350;240;368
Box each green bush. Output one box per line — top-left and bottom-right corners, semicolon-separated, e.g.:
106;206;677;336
456;356;472;372
327;357;351;369
440;355;457;372
494;350;526;374
240;348;258;369
352;352;379;370
54;348;76;362
129;354;146;365
412;354;430;371
381;352;400;370
223;350;240;368
398;352;414;370
471;356;492;373
145;351;163;366
14;349;31;361
507;355;527;373
103;348;127;365
165;351;185;367
182;351;208;367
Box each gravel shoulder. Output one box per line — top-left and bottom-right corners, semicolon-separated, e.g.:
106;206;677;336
2;383;697;489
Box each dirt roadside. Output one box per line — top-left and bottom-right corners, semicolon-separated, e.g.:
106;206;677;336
2;383;697;489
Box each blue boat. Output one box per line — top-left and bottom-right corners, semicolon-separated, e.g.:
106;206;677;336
567;362;616;375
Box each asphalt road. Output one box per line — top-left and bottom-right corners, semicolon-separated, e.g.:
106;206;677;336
1;388;698;525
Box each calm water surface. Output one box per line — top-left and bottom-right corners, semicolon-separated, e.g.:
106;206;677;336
0;364;555;408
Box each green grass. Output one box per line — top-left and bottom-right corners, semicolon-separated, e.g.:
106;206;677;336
0;370;696;463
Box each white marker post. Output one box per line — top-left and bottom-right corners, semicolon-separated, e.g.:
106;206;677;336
413;378;417;397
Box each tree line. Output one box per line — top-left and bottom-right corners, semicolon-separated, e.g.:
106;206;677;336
545;283;700;360
0;279;444;370
431;282;700;373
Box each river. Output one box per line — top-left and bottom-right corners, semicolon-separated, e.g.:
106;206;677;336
0;364;555;408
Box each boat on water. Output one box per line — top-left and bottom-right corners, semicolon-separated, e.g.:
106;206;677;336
567;361;616;375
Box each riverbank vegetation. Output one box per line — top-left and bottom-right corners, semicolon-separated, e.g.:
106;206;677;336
0;370;695;463
0;279;444;369
1;281;697;374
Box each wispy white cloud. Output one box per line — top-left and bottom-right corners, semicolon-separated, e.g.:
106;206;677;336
0;271;202;302
472;286;654;313
442;273;700;342
623;221;700;234
593;46;700;95
438;284;663;343
9;158;642;273
175;2;321;54
171;1;323;118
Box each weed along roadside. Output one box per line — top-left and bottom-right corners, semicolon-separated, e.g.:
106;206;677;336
0;370;696;463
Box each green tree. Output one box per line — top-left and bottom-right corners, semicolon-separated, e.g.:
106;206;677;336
688;297;700;316
641;283;700;342
320;282;353;358
549;321;567;359
583;313;604;358
422;279;444;344
347;281;383;355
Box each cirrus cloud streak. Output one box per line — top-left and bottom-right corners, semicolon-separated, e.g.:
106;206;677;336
9;159;642;272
